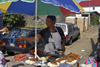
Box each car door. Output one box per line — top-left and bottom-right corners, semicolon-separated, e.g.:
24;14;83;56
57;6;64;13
73;24;78;39
71;24;76;39
68;25;73;40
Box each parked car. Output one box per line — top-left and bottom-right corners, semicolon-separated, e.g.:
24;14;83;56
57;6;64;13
1;28;45;55
55;22;80;45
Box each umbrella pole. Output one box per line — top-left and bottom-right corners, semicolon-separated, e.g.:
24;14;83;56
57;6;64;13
35;0;37;58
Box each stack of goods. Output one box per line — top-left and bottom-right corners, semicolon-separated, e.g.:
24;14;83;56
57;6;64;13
29;49;42;55
14;54;28;61
64;53;80;64
48;53;81;66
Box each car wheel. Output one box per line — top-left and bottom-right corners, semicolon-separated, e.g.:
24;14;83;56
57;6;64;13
77;34;80;39
7;51;15;56
0;48;6;54
68;38;72;45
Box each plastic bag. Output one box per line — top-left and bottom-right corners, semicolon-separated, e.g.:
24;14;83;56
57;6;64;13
86;58;97;67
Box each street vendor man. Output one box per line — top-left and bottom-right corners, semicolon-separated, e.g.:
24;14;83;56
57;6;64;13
16;15;66;54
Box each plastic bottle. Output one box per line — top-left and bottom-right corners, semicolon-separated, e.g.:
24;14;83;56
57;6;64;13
77;62;79;67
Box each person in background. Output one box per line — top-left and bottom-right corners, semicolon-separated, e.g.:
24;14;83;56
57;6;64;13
94;37;100;66
16;15;66;54
98;24;100;38
0;28;8;33
96;38;100;61
0;39;13;67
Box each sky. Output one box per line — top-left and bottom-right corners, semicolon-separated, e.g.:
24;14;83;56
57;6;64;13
75;0;87;3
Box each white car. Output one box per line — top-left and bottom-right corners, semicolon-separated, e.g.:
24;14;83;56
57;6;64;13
55;22;80;45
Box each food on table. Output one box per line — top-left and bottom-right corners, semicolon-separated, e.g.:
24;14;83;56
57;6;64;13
48;60;60;67
25;58;37;64
29;49;42;55
50;60;58;65
29;58;37;61
56;58;66;63
25;60;35;64
40;57;47;60
14;54;28;61
60;60;66;64
66;60;77;64
46;55;51;59
64;53;80;62
28;57;33;59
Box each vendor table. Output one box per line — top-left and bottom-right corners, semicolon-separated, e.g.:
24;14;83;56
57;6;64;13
22;53;82;67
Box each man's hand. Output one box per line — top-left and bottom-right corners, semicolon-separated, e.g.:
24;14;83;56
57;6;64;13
0;28;9;33
15;38;23;42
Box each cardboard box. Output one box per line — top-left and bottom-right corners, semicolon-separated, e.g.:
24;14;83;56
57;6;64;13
65;16;77;24
77;17;85;32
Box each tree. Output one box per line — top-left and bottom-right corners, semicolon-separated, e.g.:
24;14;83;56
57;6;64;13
3;13;25;30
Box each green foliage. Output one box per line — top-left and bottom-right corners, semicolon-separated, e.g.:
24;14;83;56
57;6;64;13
91;16;99;26
3;13;25;30
21;25;47;29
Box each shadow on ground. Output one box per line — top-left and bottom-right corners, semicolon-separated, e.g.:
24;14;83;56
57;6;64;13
12;63;24;67
89;38;98;56
65;38;79;46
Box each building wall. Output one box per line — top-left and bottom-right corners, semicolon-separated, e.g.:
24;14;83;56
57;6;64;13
23;15;64;27
82;6;100;13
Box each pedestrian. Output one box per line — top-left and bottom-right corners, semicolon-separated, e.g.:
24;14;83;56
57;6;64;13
98;24;100;38
94;37;100;66
16;15;66;54
0;39;13;67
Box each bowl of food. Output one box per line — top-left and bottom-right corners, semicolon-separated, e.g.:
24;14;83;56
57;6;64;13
40;57;48;63
56;58;66;64
25;58;37;65
66;60;77;64
48;60;60;67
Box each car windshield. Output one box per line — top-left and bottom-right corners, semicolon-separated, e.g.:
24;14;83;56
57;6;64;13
55;24;66;32
10;29;31;37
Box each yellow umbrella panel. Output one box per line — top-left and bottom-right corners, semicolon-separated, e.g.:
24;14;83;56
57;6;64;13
0;1;12;13
73;0;86;13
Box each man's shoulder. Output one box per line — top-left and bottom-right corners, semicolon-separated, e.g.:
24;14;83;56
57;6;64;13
42;27;49;31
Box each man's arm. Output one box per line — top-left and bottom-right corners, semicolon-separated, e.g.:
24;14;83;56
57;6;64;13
16;34;42;42
61;35;66;53
0;28;8;33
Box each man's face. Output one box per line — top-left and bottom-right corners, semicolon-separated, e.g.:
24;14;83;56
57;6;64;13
46;18;55;27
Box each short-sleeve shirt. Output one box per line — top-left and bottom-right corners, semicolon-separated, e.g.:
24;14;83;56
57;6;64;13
0;51;7;67
39;27;64;44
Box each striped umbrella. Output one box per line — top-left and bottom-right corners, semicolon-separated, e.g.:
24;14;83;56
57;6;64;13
0;0;85;58
0;0;85;16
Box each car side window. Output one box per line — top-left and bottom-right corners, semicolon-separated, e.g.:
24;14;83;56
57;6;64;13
68;25;72;33
74;24;78;30
73;24;76;31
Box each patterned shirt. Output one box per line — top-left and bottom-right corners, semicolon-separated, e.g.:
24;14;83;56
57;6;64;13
0;51;7;67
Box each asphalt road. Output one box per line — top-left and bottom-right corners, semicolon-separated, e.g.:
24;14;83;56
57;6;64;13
5;26;98;67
